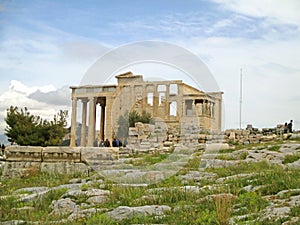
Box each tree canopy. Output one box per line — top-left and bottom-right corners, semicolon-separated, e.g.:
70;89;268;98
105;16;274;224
5;106;68;146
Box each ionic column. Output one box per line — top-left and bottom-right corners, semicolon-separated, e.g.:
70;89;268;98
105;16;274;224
105;96;113;144
80;99;88;146
70;95;77;147
100;105;105;141
87;97;96;147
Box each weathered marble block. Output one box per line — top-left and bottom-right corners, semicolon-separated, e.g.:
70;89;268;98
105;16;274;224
42;147;81;162
5;146;42;162
40;162;88;175
81;147;119;164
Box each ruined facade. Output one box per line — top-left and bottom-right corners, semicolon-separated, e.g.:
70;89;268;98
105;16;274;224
69;72;223;147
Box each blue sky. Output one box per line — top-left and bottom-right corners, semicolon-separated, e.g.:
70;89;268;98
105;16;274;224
0;0;300;132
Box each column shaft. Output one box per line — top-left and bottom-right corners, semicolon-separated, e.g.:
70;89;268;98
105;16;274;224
87;97;96;147
105;96;113;144
100;105;105;141
80;99;88;146
70;97;77;147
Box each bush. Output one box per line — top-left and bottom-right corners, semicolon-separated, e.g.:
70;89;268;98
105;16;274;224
128;110;153;127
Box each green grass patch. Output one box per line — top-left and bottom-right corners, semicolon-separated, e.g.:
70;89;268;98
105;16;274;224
234;192;268;216
131;152;169;166
104;185;146;208
178;155;201;175
206;161;272;178
268;145;281;152
0;172;83;196
219;148;235;154
282;153;300;164
0;188;67;222
290;204;300;217
206;161;300;196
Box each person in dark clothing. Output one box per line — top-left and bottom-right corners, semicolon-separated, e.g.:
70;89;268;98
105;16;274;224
115;138;120;147
112;138;117;147
104;139;110;147
284;122;288;134
287;120;293;133
99;140;104;147
1;144;5;155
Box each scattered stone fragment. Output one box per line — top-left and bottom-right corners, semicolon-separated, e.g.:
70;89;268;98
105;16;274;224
106;205;171;221
50;198;78;216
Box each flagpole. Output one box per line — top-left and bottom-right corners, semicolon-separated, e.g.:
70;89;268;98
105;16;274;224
239;68;243;129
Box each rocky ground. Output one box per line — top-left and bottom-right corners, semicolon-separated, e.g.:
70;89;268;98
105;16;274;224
0;139;300;224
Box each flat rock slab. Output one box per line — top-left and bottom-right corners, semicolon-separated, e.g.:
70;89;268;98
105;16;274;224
205;143;230;152
107;205;171;221
50;198;78;216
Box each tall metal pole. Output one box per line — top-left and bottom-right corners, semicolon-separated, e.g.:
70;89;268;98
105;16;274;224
239;68;243;129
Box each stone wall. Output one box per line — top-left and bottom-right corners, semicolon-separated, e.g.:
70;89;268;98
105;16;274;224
2;146;119;179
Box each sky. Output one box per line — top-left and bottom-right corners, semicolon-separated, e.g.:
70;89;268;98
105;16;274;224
0;0;300;135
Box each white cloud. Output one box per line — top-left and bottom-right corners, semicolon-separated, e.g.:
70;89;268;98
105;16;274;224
212;0;300;27
0;81;71;134
9;80;56;95
28;86;70;106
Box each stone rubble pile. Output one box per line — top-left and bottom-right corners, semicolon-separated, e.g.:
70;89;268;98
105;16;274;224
224;124;296;145
125;122;226;156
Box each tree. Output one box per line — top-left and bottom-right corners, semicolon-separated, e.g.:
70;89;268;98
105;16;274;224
5;106;68;146
128;110;153;127
128;110;140;127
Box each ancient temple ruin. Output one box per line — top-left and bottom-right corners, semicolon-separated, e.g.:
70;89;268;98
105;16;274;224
69;72;223;147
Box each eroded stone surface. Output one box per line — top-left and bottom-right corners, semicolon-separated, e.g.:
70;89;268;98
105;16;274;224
106;205;171;221
50;198;79;216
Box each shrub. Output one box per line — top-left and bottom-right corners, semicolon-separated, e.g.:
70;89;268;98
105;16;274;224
128;110;153;127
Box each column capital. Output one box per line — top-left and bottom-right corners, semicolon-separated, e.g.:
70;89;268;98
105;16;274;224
88;96;96;103
81;98;88;103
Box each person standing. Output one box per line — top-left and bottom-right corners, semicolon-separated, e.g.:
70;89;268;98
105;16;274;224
284;122;288;134
1;144;5;155
288;120;293;133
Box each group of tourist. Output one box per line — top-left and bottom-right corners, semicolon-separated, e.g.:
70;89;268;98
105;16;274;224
95;138;125;147
284;120;293;134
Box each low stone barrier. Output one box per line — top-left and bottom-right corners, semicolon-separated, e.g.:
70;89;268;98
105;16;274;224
42;147;81;162
5;146;43;162
81;147;119;164
2;146;119;179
